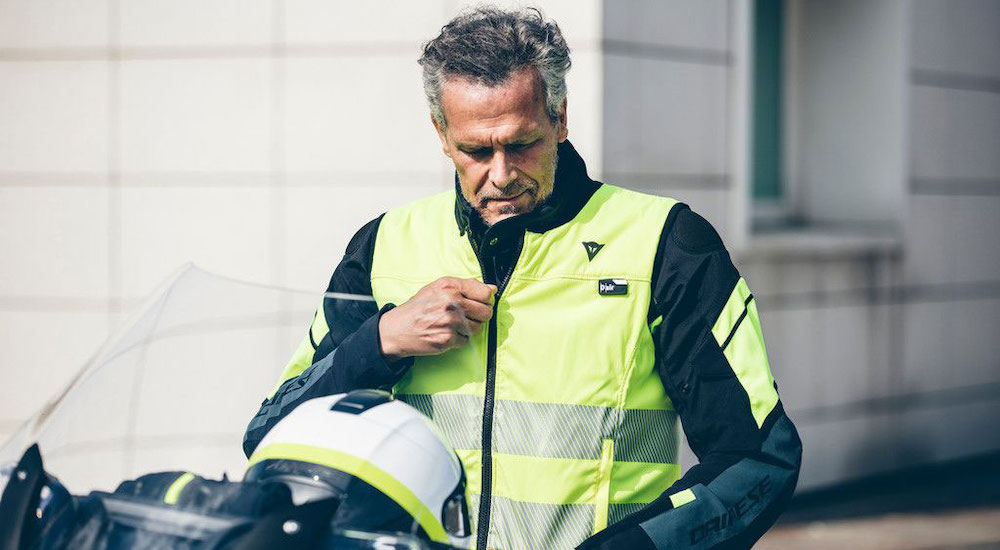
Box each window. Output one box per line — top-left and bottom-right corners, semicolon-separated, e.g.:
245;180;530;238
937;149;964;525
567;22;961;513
747;0;906;231
751;0;784;206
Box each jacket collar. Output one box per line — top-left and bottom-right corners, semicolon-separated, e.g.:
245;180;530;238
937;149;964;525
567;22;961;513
453;140;602;241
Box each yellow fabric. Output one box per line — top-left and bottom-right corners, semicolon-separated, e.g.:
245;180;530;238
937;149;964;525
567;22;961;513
669;488;696;508
723;299;779;427
371;185;681;545
270;302;331;397
248;442;449;543
712;278;779;427
163;472;195;505
491;453;600;504
608;462;683;504
711;278;752;345
592;439;615;534
309;303;329;347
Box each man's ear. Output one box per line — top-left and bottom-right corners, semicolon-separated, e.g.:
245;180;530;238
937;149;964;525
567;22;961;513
431;114;451;158
556;98;568;142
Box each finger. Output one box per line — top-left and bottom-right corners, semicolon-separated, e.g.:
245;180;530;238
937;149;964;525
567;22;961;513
448;315;478;340
450;329;470;348
458;278;496;304
459;298;493;323
465;318;484;335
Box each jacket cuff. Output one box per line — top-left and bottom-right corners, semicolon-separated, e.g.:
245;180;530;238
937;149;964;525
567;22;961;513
374;303;415;376
330;303;413;387
576;523;656;550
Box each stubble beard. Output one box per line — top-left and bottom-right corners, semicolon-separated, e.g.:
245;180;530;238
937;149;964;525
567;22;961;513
475;146;558;225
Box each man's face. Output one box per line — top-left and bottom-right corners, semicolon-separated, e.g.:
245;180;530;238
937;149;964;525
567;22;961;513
433;68;568;226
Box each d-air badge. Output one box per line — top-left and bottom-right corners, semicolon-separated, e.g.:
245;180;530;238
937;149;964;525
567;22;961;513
598;279;628;296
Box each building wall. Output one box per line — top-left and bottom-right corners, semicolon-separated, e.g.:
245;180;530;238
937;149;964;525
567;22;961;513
0;0;603;443
600;0;1000;490
1;0;998;492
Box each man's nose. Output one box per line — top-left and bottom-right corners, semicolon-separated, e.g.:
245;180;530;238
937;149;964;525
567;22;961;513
488;152;518;190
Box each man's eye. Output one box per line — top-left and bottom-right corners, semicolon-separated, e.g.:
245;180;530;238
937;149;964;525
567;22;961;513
508;140;537;153
465;148;490;157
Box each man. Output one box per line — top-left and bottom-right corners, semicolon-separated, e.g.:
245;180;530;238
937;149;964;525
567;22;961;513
244;6;801;550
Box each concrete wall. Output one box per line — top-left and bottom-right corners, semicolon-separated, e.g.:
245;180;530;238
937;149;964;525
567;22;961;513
0;0;602;443
1;0;998;491
600;0;999;490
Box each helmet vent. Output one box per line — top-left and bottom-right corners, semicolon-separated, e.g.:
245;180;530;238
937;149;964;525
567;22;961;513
330;389;393;414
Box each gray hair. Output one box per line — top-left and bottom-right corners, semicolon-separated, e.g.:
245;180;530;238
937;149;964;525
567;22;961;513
418;6;571;129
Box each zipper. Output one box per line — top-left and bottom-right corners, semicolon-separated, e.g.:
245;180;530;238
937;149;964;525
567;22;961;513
469;230;522;550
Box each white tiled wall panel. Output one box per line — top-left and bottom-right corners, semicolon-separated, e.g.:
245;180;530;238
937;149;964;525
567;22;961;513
0;0;109;50
796;414;899;490
284;0;449;48
0;310;110;425
0;61;109;173
902;298;1000;393
738;259;820;299
603;0;729;52
603;55;728;177
118;187;273;298
282;182;446;291
892;399;1000;467
951;195;1000;282
911;0;1000;78
910;85;1000;181
797;398;1000;491
562;51;603;175
759;306;818;414
283;56;441;174
134;331;289;438
903;195;952;285
120;59;272;173
905;195;1000;285
948;298;1000;388
614;183;730;240
0;187;110;298
816;305;891;406
119;0;272;49
817;258;877;294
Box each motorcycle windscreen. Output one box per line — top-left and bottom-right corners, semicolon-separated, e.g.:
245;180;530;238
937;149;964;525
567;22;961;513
0;265;384;495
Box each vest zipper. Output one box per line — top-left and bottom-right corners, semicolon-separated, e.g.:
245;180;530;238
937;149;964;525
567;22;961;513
469;230;522;550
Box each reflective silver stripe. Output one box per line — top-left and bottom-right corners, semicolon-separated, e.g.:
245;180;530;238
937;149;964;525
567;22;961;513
469;493;594;550
494;399;617;460
616;408;681;463
396;393;680;463
608;502;648;527
395;393;481;450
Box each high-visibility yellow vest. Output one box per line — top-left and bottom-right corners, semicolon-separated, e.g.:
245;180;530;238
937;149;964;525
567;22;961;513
371;184;679;550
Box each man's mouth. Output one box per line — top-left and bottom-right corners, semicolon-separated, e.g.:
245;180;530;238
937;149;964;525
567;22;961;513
482;189;529;206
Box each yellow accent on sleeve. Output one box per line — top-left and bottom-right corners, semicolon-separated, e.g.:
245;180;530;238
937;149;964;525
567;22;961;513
269;302;331;398
669;488;696;508
309;303;330;348
269;332;314;398
712;278;779;427
164;472;195;505
649;315;664;333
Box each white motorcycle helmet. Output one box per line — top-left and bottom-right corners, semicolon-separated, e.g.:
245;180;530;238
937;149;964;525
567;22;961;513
244;390;471;548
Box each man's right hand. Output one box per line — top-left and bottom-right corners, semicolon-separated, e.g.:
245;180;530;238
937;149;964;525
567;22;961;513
378;277;496;360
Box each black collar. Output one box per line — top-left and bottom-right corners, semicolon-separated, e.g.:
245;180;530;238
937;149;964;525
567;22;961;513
453;140;602;244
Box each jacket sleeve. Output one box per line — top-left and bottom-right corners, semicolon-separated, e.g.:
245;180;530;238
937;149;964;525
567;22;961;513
242;215;414;457
578;204;802;550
